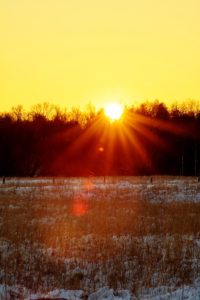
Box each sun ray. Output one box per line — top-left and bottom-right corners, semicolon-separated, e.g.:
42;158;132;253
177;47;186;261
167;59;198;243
117;123;137;173
49;104;187;176
124;116;172;152
127;111;190;136
121;123;155;173
102;123;118;175
50;114;106;174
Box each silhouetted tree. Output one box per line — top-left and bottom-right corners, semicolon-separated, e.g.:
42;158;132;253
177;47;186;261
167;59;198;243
0;101;199;176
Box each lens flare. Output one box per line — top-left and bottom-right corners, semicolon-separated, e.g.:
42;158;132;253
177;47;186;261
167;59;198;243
72;197;88;217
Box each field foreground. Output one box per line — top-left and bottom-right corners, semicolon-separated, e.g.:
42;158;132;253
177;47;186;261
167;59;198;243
0;176;200;299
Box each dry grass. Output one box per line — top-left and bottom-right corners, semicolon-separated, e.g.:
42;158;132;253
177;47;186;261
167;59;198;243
0;177;200;294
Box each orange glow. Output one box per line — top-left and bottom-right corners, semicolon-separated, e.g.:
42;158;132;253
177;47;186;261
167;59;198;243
72;197;88;217
104;103;124;121
99;146;104;152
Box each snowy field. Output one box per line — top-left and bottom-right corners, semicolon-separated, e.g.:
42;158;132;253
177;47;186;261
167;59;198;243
0;176;200;299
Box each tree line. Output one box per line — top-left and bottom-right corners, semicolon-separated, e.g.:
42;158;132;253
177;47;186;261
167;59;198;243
0;101;200;177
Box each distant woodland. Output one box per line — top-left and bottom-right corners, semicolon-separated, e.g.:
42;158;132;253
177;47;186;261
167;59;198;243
0;101;200;177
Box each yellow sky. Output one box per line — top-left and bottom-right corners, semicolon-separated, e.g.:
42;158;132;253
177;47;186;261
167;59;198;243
0;0;200;111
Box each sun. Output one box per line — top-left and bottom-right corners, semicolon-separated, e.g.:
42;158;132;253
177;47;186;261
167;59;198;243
104;103;124;121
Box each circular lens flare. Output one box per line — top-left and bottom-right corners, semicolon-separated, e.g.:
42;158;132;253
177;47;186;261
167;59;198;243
105;103;124;121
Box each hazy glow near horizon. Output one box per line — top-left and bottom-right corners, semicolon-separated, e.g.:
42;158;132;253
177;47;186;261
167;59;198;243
0;0;200;111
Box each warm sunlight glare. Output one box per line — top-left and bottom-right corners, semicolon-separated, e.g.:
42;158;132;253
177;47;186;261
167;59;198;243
105;103;124;121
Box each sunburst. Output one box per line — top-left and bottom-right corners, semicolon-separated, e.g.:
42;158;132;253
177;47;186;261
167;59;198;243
104;103;124;121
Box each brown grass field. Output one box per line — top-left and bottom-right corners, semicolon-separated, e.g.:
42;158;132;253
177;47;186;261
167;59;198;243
0;176;200;298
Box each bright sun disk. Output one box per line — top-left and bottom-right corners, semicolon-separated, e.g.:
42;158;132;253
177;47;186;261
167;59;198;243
104;103;124;121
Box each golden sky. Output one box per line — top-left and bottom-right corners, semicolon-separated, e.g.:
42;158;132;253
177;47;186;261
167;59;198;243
0;0;200;111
